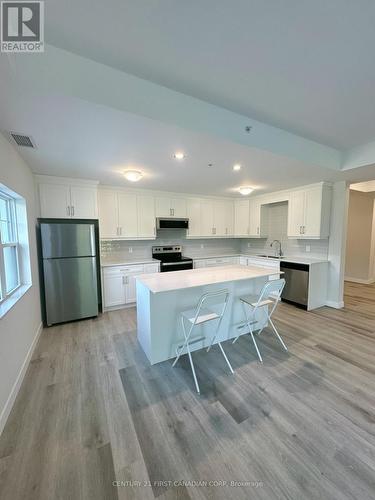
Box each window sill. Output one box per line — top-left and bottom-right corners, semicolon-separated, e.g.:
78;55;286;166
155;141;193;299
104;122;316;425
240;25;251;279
0;284;32;319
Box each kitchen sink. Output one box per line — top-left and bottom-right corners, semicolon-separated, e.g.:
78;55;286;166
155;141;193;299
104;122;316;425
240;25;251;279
256;254;282;259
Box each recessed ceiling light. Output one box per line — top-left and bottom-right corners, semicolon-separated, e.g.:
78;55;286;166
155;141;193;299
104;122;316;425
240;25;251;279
173;152;185;160
233;164;241;171
123;170;143;182
239;186;254;196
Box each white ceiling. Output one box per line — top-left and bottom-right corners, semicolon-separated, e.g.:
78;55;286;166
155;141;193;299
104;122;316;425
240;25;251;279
0;89;374;197
44;0;375;149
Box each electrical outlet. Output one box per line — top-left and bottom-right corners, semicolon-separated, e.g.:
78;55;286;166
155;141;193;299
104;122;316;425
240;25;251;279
305;245;311;253
200;244;204;249
247;242;251;248
128;247;133;253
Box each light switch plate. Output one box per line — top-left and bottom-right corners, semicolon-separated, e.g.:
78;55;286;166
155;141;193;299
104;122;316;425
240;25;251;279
247;242;251;248
305;245;311;252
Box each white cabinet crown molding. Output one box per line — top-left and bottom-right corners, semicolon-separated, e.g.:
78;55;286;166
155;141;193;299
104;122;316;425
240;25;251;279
35;174;99;186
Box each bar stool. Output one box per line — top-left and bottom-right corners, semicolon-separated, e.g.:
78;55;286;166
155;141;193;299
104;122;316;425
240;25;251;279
172;289;234;394
232;278;287;363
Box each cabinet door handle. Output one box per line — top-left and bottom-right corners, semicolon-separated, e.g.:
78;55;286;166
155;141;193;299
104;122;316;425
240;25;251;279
71;206;74;217
122;276;125;285
67;206;70;216
119;227;122;236
172;208;174;216
299;226;302;234
257;226;259;234
303;226;306;234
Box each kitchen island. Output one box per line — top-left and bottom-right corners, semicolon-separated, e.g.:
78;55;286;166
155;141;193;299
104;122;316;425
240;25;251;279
136;264;282;364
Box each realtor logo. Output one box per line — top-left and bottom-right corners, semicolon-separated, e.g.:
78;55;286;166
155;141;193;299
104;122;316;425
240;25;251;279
1;1;44;52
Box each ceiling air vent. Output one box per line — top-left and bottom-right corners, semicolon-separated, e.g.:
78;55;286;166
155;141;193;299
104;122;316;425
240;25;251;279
10;132;36;148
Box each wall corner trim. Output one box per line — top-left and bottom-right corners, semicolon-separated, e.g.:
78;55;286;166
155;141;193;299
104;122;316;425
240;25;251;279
0;321;43;436
325;300;345;309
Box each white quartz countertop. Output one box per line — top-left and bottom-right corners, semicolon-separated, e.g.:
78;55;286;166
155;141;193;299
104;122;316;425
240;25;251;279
136;264;282;293
101;257;160;267
192;253;329;266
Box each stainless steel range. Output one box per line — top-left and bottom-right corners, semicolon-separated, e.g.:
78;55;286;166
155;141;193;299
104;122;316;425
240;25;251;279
152;245;193;272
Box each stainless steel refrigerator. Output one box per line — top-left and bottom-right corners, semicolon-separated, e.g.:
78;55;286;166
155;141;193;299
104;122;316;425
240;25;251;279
39;220;100;326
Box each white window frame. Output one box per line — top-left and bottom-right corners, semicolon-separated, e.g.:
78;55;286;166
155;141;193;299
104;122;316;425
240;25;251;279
0;191;21;304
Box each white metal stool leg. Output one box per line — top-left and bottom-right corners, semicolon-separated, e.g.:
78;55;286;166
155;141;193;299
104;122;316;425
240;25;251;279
269;317;288;351
242;301;263;363
172;316;201;393
217;342;234;373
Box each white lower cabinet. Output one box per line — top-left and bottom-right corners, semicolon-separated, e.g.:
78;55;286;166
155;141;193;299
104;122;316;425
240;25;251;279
194;256;239;268
102;263;159;309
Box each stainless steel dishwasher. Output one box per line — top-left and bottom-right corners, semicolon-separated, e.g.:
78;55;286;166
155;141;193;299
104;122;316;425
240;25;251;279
280;261;309;309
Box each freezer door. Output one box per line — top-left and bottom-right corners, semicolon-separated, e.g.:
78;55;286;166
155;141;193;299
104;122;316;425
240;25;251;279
43;256;98;325
41;222;96;258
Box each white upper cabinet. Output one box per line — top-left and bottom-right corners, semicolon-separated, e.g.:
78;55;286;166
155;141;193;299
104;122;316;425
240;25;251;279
249;199;268;238
200;199;215;236
118;193;138;238
186;198;234;237
137;195;156;238
98;190;155;240
38;178;98;219
155;196;186;218
214;200;234;236
234;199;250;237
98;190;118;238
287;190;306;237
287;184;331;239
186;198;202;237
39;183;71;218
70;185;99;219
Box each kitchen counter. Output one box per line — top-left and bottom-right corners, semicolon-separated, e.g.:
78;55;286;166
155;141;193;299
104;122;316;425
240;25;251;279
101;257;160;267
193;253;329;266
137;264;280;293
136;264;282;364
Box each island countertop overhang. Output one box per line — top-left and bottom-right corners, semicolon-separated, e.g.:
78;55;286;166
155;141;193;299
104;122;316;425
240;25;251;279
136;264;282;293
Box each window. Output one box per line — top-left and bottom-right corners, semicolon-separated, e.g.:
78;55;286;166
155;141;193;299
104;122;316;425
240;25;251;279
0;191;20;302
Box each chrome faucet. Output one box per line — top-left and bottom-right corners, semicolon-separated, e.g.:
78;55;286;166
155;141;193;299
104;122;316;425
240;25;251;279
270;239;283;257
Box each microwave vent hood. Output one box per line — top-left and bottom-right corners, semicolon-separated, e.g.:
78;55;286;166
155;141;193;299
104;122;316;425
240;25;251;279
156;218;189;229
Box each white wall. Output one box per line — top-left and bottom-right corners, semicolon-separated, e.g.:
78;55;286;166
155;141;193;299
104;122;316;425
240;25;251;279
0;134;42;434
345;189;375;283
327;181;349;308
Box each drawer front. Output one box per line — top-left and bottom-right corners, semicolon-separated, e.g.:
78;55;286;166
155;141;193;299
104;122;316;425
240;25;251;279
119;265;145;274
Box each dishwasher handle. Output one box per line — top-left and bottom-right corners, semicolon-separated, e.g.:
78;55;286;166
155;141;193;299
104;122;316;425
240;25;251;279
280;261;309;272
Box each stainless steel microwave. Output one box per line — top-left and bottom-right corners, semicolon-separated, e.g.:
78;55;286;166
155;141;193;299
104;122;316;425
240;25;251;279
156;218;189;229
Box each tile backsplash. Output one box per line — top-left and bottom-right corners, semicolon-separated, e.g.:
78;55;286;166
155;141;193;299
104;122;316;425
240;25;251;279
101;203;329;261
100;230;241;261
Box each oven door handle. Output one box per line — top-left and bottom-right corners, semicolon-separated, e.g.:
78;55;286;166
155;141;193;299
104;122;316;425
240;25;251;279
162;261;193;266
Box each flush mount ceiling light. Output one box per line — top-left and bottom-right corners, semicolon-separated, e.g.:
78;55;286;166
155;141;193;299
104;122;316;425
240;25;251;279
233;164;241;171
239;186;254;196
173;151;186;160
123;170;143;182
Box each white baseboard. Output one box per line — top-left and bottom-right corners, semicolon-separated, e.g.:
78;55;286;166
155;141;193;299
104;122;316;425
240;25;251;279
345;276;375;285
0;321;43;436
325;300;344;309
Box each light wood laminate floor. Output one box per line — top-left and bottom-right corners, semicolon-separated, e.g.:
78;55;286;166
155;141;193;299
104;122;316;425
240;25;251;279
0;282;375;499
